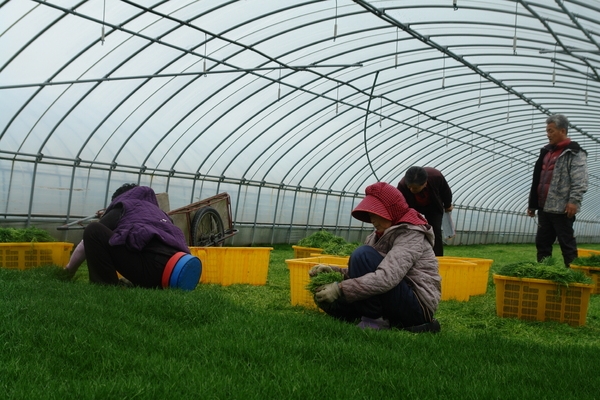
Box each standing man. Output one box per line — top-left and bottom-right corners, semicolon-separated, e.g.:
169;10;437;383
397;166;453;256
527;114;588;267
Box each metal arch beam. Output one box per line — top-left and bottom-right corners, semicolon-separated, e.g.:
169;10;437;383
266;80;538;195
521;0;600;82
352;0;599;146
17;1;179;166
407;80;598;147
27;0;265;171
23;1;339;173
99;6;380;176
198;29;426;178
236;52;596;195
18;0;592;185
232;53;556;189
0;0;87;142
21;0;560;183
194;52;404;179
121;0;326;72
18;1;368;176
118;0;376;177
368;111;540;207
185;5;397;176
6;3;206;170
374;122;530;202
0;66;366;89
17;0;316;175
3;0;596;209
353;99;532;178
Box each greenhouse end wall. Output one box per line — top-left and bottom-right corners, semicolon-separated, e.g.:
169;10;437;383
1;161;599;246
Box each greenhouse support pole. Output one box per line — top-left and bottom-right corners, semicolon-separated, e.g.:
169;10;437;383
232;181;245;246
305;190;315;237
270;186;283;245
473;208;482;245
26;156;42;228
334;194;343;237
287;188;300;244
62;161;79;240
320;190;331;230
251;183;264;245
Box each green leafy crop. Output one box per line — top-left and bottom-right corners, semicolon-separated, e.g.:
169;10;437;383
322;241;360;256
0;227;55;243
572;255;600;268
297;230;360;256
497;257;592;285
306;271;344;294
297;230;338;248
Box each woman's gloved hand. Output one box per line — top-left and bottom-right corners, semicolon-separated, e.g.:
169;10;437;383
314;282;341;303
308;264;334;277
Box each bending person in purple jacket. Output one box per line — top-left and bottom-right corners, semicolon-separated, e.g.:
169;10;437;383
310;182;441;332
66;184;191;288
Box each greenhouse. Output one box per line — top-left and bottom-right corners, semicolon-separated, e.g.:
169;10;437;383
4;2;600;399
1;0;599;246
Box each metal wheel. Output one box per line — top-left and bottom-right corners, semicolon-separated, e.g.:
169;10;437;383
191;206;225;246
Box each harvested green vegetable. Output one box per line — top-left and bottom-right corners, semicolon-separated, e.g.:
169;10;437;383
306;271;344;294
497;257;592;285
297;230;360;256
0;227;55;243
322;241;360;256
297;230;338;248
572;255;600;268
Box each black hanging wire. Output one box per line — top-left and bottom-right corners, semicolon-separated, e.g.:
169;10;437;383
203;33;208;76
531;105;534;133
278;69;281;100
364;71;380;181
513;2;518;55
442;52;446;89
478;74;482;107
585;65;589;105
446;122;448;147
395;27;399;68
552;43;557;85
379;96;382;127
101;0;106;45
333;0;338;41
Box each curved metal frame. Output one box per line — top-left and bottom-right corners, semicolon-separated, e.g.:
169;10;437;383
0;0;599;235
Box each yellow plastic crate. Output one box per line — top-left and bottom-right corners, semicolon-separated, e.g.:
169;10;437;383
437;258;478;302
440;256;494;296
0;242;74;270
493;274;593;327
285;255;349;309
570;265;600;294
577;248;600;258
189;247;272;286
292;245;323;259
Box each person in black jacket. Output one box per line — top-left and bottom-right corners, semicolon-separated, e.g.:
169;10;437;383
397;166;453;256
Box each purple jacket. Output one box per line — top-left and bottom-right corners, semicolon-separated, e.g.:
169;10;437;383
105;186;189;253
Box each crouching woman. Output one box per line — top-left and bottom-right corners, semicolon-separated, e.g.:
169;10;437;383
310;182;441;332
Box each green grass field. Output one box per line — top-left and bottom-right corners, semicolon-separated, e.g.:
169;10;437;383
2;243;600;399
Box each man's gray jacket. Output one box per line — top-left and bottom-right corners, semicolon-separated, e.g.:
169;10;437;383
529;141;588;214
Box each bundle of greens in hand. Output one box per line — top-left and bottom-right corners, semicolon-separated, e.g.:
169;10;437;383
306;270;344;294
